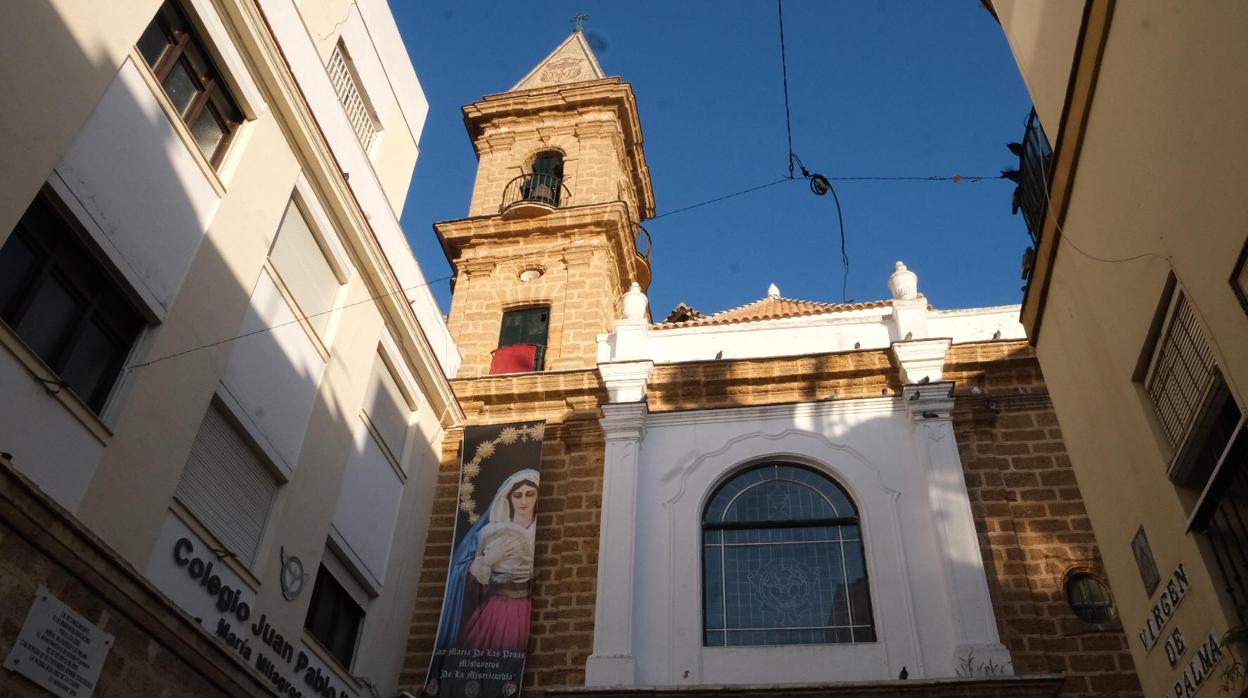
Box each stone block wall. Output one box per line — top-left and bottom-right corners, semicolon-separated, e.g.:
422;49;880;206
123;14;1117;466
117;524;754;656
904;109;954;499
468;110;637;220
400;416;606;696
0;461;274;697
446;238;623;377
947;343;1144;697
400;342;1142;698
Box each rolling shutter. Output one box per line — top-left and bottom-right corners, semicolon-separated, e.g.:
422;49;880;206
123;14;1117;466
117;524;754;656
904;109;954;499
176;402;278;565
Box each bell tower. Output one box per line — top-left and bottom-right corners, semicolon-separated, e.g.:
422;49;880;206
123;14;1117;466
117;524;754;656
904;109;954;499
436;28;655;377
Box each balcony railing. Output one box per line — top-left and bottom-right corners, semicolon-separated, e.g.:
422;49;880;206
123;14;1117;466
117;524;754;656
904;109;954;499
1189;417;1248;626
500;173;571;216
1010;109;1053;281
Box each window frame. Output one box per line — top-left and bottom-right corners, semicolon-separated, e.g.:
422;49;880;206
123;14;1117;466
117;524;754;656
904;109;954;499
701;462;876;648
1064;572;1116;625
173;395;282;570
0;189;147;415
304;558;367;671
136;0;244;168
328;40;383;153
497;305;550;372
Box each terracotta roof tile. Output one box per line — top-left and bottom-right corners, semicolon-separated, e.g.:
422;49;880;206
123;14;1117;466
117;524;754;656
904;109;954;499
656;295;892;329
662;302;704;324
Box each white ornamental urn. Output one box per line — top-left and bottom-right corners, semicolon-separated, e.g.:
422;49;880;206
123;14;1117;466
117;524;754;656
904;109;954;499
888;261;918;301
622;281;648;321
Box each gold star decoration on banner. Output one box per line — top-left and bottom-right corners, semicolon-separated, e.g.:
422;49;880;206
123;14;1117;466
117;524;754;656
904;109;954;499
459;423;545;523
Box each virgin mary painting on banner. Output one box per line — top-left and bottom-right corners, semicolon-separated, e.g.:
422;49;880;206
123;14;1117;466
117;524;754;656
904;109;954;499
425;422;545;698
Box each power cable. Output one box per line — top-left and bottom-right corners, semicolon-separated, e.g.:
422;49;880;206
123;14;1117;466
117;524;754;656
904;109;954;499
119;171;1009;374
649;178;798;221
778;0;796;178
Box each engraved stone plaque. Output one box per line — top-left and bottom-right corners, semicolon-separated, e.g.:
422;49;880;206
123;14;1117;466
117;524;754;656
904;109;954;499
3;586;114;697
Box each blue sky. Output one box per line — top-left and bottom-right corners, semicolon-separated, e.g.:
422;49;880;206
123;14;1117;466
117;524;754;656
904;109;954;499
390;1;1034;318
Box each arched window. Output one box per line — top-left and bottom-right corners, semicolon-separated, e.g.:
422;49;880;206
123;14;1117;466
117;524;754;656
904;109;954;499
523;151;564;206
702;463;875;646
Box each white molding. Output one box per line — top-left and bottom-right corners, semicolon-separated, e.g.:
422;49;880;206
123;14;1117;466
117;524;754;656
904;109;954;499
378;330;421;413
647;397;903;429
598;360;654;404
891;338;952;385
655;428;917;685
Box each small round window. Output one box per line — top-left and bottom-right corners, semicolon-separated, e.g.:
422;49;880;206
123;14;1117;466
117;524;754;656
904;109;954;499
1066;573;1115;624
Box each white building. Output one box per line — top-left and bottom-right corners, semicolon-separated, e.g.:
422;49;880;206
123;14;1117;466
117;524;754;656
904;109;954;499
0;1;461;696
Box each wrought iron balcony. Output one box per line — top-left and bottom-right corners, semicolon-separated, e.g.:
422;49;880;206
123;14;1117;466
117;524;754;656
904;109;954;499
500;173;571;219
1008;109;1053;281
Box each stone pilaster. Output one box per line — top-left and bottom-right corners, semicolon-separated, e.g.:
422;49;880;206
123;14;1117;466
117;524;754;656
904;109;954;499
585;399;647;686
905;382;1014;676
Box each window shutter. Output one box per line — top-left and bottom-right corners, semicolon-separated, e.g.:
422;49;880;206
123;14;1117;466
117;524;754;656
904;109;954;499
176;402;278;566
270;200;340;336
1145;292;1218;450
363;353;411;462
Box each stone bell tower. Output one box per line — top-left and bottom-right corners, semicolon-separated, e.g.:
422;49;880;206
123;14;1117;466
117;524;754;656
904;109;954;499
436;28;656;377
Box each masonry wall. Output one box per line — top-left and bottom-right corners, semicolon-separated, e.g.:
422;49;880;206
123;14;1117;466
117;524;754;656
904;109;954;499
401;342;1141;697
946;343;1143;697
0;461;274;698
401;372;609;695
446;237;624;377
467;107;639;220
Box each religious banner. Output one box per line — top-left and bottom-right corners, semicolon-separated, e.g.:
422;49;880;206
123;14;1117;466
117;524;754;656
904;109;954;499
425;422;545;698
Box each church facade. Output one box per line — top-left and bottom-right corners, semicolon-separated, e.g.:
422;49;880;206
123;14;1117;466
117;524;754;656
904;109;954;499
402;31;1141;698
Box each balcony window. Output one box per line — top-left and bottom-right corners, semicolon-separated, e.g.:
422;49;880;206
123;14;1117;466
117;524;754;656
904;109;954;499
490;307;548;374
137;0;244;167
1009;109;1053;281
501;152;569;215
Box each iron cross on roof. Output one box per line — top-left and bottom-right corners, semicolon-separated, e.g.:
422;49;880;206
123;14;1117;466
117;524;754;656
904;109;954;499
569;12;590;33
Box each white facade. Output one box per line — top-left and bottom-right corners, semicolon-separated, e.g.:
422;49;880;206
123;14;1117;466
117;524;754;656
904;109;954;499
0;1;460;696
586;264;1024;687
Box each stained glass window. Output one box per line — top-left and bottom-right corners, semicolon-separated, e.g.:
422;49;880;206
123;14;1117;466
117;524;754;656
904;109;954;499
702;463;875;646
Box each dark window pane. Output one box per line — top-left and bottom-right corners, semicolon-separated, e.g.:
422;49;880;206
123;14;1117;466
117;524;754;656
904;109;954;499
60;320;125;411
162;59;199;115
191;107;226;159
1067;574;1115;624
1;192;144;414
305;565;363;668
704;545;724;630
0;231;38;313
16;276;81;363
137;20;170;67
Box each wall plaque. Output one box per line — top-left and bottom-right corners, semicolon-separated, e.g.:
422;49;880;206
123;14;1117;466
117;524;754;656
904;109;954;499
1132;525;1161;597
3;586;114;698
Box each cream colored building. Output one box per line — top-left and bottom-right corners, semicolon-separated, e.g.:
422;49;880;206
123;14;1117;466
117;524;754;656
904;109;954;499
991;2;1247;697
0;0;462;696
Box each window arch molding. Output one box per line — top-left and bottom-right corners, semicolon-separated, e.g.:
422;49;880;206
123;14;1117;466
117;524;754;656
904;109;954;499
524;146;567;169
700;459;877;647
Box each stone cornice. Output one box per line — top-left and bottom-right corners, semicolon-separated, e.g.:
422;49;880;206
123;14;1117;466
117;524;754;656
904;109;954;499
434;202;646;294
452;368;607;424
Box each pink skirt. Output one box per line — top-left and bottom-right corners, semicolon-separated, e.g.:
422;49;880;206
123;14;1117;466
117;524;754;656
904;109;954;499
463;594;531;651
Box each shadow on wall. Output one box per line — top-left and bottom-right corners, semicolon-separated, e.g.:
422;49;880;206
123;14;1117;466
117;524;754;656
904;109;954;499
0;4;444;697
